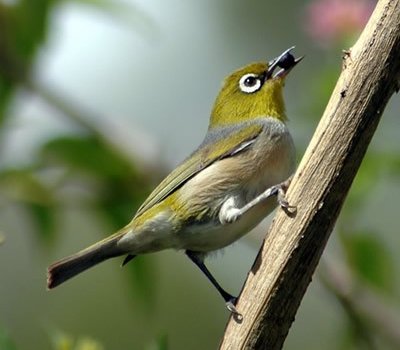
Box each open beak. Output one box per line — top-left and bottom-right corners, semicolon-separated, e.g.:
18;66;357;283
266;46;303;80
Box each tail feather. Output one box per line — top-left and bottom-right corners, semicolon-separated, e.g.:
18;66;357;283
47;235;125;289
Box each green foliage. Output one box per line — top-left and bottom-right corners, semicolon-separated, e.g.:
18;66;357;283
0;328;17;350
33;134;158;300
0;169;52;204
38;135;151;229
345;151;400;214
0;328;170;350
342;231;394;293
0;0;155;242
338;317;375;350
0;77;13;126
40;136;132;180
146;334;169;350
28;201;57;243
0;0;148;126
338;149;399;295
0;0;56;125
12;0;54;59
0;133;157;297
51;332;104;350
0;0;158;299
0;168;56;243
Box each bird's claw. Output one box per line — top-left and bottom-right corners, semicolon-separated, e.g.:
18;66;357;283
275;181;296;214
278;196;297;213
225;297;243;321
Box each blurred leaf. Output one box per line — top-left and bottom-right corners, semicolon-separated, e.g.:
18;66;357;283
39;135;151;229
338;329;355;350
27;201;56;243
0;169;52;203
342;232;394;293
97;178;147;229
0;0;56;127
41;134;154;223
338;316;375;350
0;75;13;126
0;328;17;350
383;153;400;178
344;151;400;218
40;136;132;179
12;0;54;60
52;332;73;350
52;331;104;350
344;153;382;214
74;337;104;350
0;169;56;243
146;334;168;350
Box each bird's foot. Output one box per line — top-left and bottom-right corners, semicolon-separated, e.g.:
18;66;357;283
225;297;243;321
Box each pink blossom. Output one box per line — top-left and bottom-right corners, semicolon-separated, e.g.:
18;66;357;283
305;0;375;46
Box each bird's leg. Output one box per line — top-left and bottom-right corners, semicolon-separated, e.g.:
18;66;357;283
121;254;136;267
219;176;296;224
185;250;241;317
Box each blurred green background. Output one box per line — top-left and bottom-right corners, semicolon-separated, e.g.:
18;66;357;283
1;0;399;349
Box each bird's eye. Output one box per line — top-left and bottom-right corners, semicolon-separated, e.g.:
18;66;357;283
244;76;256;86
239;73;262;93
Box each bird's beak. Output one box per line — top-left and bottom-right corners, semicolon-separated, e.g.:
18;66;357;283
265;46;303;80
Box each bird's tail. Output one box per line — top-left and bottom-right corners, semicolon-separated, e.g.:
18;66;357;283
47;233;125;289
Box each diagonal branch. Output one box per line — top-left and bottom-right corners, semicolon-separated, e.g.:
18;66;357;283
220;0;400;349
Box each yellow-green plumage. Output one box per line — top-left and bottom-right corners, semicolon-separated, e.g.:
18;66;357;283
210;63;287;127
47;49;301;299
133;122;263;222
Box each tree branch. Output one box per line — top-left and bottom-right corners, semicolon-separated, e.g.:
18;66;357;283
220;0;400;349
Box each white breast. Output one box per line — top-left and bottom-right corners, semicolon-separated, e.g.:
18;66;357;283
177;117;295;252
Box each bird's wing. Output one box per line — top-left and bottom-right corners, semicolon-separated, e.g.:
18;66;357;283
134;123;264;218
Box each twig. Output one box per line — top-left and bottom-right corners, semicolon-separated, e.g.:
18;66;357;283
23;78;118;147
320;259;400;349
220;0;400;348
23;79;161;174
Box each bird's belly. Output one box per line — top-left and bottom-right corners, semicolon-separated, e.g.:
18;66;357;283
174;124;295;252
178;195;277;252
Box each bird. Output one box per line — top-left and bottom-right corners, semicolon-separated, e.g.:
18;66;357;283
47;47;302;316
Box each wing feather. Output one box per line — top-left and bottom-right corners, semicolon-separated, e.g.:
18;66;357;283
134;122;264;218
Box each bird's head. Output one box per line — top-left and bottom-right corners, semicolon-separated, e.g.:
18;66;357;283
210;47;302;129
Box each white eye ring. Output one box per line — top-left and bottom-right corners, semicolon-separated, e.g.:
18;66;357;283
239;73;262;94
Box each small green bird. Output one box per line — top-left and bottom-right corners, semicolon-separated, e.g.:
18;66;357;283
47;47;301;315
